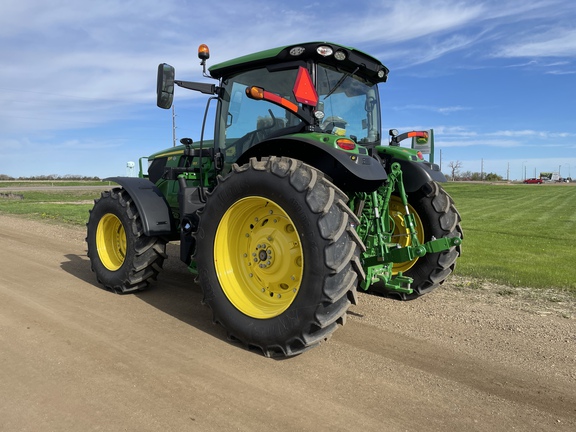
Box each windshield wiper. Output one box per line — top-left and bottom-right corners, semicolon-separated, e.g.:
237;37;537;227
323;66;359;100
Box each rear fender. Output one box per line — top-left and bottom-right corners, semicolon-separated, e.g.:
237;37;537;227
237;137;388;192
391;159;446;192
104;177;175;236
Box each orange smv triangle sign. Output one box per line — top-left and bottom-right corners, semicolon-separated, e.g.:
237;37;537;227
293;67;318;107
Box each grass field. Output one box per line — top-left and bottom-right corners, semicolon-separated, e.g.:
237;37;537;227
443;182;576;291
0;180;105;188
1;181;574;292
0;189;99;226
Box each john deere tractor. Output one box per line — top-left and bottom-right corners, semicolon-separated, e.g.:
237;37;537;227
86;42;462;357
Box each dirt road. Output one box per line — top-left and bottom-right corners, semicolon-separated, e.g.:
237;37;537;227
1;214;575;431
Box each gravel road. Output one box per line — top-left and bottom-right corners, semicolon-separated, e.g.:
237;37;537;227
1;214;574;432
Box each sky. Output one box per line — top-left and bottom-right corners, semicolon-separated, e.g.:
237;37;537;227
1;0;576;181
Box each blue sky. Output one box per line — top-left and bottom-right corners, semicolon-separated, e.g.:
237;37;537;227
1;0;575;180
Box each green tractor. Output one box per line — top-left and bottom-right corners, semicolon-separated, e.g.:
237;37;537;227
86;42;462;357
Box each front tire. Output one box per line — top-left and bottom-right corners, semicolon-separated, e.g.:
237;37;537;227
86;188;167;293
195;157;365;357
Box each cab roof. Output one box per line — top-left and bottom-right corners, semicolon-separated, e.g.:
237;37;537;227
209;42;389;83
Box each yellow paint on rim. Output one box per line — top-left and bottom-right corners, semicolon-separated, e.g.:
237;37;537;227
96;213;127;271
389;196;425;274
214;197;303;319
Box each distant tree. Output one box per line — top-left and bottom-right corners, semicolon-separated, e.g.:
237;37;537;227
485;172;503;181
459;171;481;181
8;174;101;181
459;170;472;181
447;161;463;181
470;172;482;181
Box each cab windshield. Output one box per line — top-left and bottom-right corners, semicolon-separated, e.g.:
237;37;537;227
217;63;381;159
316;64;381;145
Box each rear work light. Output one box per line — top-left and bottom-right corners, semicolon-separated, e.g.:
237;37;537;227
317;45;333;57
289;46;305;56
334;50;346;61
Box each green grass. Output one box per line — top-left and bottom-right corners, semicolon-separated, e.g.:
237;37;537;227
0;190;99;225
0;180;106;188
443;182;576;291
1;182;575;292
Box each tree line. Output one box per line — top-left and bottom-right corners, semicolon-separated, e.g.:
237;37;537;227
445;161;504;182
0;174;101;181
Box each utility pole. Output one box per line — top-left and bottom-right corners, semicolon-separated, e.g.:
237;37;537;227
507;162;510;181
439;149;442;171
481;158;484;181
172;105;177;147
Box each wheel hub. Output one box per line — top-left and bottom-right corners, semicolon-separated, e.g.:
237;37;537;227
389;196;425;274
254;244;273;268
215;197;304;319
96;213;126;271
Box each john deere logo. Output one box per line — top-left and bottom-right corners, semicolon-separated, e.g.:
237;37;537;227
416;136;428;145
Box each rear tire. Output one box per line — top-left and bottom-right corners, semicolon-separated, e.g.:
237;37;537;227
395;181;462;299
86;188;167;293
195;157;364;357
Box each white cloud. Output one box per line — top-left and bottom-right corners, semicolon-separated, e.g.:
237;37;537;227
432;127;576;151
488;130;576;138
438;139;522;148
394;105;471;115
432;126;478;137
495;28;576;58
349;1;484;44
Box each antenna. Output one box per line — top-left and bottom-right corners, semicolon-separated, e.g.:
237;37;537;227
172;105;177;147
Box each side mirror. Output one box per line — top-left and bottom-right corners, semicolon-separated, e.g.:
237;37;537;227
157;63;175;109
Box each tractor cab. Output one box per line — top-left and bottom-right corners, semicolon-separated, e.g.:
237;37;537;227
210;43;387;162
157;42;388;170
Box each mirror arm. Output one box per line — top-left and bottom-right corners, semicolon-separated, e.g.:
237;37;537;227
175;80;217;95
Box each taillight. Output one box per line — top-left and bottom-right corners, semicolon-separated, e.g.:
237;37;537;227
336;138;356;151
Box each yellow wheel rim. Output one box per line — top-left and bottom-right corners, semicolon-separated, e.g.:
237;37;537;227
96;213;127;271
214;197;303;319
389;196;425;274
